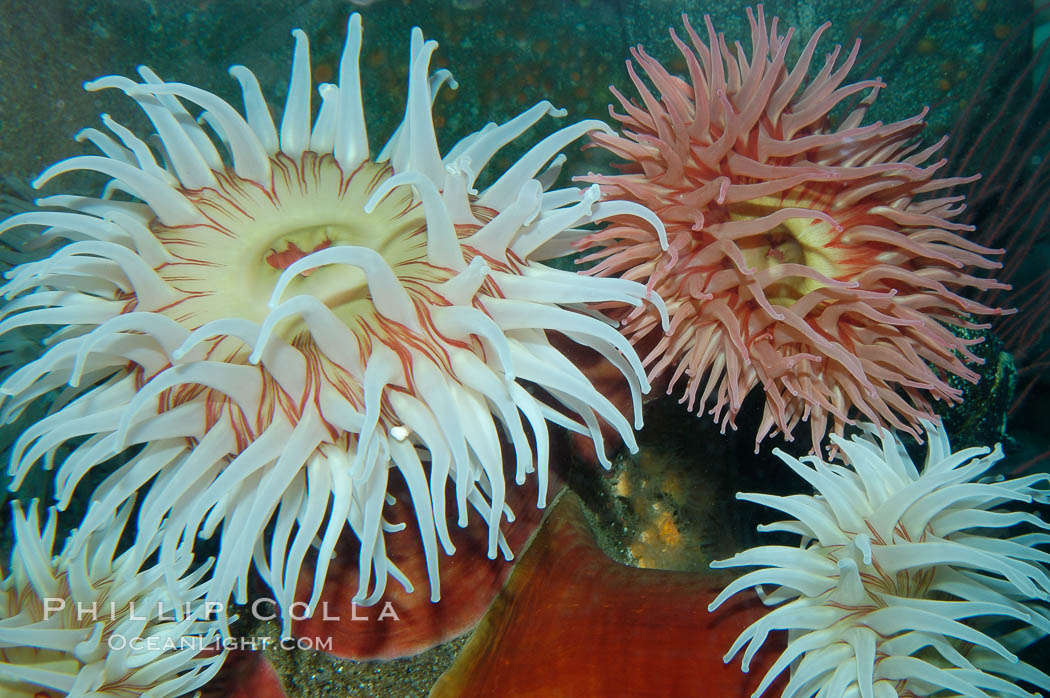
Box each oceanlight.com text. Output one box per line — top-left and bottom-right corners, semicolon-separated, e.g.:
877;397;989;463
107;634;335;653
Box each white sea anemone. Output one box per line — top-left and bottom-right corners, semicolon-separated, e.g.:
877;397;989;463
0;500;224;697
709;421;1050;698
0;13;666;633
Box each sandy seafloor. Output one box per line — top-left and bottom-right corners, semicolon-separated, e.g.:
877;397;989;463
0;0;1048;695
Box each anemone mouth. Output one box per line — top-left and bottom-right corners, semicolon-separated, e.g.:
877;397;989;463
819;536;937;604
152;153;440;333
145;149;527;449
728;194;845;306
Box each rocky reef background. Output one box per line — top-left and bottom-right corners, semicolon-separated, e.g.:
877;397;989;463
0;0;1034;181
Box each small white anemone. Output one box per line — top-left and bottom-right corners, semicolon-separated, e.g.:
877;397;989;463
0;500;224;697
0;13;667;634
709;421;1050;698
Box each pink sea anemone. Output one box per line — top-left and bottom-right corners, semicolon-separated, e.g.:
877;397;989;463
578;7;1010;452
